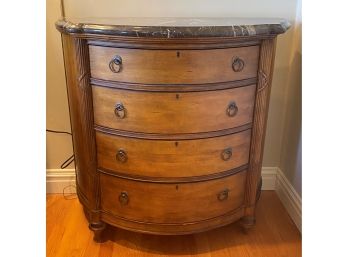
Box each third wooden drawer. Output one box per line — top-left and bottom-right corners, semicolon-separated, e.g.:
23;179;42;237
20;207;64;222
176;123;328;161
96;129;251;178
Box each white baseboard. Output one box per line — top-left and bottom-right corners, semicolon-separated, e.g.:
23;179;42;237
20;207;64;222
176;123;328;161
260;167;277;190
275;168;302;232
46;169;76;194
46;166;301;232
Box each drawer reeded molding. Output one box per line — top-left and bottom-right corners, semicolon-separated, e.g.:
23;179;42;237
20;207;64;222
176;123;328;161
98;164;248;183
87;39;261;50
91;77;257;92
94;123;252;140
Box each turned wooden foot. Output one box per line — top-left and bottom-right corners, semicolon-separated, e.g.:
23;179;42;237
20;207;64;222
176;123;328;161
241;177;261;233
89;222;106;243
241;216;256;233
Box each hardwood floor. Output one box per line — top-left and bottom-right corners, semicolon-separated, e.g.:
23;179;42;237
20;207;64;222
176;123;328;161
46;191;301;257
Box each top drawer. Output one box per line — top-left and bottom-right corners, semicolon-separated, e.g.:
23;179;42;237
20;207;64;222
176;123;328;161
89;45;259;84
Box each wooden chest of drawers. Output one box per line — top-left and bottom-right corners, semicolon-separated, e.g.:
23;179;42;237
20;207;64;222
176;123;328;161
56;17;289;242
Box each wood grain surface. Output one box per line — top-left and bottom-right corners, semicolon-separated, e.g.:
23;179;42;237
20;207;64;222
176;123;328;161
99;171;246;224
100;206;244;235
96;130;251;178
46;191;301;257
89;45;259;84
92;85;256;134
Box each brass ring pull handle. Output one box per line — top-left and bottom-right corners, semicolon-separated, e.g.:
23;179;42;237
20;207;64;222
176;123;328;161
109;55;122;73
116;149;128;163
217;189;230;201
114;102;126;119
119;191;129;205
221;147;232;161
232;57;245;72
226;101;238;117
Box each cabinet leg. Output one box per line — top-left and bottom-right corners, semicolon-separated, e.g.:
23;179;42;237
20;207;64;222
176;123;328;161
241;216;256;233
241;177;262;233
89;222;106;243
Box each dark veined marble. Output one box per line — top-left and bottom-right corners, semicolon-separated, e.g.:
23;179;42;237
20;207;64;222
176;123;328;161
56;17;290;38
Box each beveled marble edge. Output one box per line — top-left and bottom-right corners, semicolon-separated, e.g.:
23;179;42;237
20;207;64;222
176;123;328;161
55;17;291;38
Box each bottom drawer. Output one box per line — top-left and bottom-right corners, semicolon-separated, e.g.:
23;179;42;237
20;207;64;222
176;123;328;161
100;170;246;224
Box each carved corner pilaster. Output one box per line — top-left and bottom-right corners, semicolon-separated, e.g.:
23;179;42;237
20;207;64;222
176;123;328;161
257;69;269;92
244;38;277;219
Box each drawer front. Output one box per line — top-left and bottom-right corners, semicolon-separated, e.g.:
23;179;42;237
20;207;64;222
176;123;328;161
100;171;246;223
96;130;251;178
89;46;259;84
93;85;256;134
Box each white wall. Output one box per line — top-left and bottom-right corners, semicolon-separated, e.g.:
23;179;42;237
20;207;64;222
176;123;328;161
279;0;302;196
46;0;74;168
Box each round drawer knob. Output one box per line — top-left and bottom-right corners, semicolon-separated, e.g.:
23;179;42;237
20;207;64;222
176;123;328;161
226;101;238;117
217;189;230;201
119;191;129;205
221;147;232;161
114;102;126;119
109;55;122;73
232;57;245;72
116;149;128;163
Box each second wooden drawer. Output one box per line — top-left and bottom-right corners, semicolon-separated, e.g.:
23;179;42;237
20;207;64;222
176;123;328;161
96;129;251;178
92;85;256;134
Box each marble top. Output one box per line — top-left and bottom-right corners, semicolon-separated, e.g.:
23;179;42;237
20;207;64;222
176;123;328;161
56;17;290;38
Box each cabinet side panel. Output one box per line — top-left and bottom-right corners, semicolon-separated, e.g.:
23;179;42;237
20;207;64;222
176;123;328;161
244;38;277;223
61;34;98;210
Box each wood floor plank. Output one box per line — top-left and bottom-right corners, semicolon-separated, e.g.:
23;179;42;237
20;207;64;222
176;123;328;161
46;191;301;257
